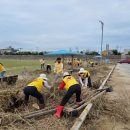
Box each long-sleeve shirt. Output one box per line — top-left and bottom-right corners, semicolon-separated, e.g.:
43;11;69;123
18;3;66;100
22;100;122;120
79;77;88;86
59;81;66;90
44;80;51;90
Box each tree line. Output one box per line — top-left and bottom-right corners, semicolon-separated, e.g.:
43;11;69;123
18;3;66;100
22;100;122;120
0;49;124;55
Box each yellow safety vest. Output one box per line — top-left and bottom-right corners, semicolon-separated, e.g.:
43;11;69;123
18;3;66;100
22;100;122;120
27;78;44;92
78;70;90;79
90;61;94;64
39;59;45;64
55;62;63;74
63;76;78;91
79;59;82;64
0;64;6;73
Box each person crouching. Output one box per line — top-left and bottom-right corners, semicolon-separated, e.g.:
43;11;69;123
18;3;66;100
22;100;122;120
23;74;52;109
54;72;81;118
78;68;92;88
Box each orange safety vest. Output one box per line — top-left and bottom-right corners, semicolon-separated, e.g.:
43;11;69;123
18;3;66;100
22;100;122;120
78;70;90;79
63;76;78;91
27;78;44;92
0;64;6;73
55;62;63;74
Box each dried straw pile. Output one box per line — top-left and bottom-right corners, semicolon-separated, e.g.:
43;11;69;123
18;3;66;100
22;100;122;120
0;64;113;130
80;95;130;130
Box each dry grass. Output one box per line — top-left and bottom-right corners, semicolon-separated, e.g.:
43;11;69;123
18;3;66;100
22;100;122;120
80;95;130;130
0;64;115;130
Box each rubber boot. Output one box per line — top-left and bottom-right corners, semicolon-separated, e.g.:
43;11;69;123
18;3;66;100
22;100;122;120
54;105;64;118
39;103;45;109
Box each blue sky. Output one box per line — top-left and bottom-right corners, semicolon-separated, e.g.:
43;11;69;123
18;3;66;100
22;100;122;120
0;0;130;52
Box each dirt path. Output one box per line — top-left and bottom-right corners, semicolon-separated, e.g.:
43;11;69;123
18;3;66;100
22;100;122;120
95;64;130;130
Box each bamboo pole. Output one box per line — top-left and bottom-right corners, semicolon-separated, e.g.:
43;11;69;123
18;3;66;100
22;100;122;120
76;90;105;111
23;90;105;119
72;91;100;109
24;106;55;115
99;65;116;89
70;103;93;130
23;108;56;119
23;106;73;119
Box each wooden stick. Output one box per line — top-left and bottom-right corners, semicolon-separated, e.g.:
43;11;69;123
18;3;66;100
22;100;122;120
76;90;105;111
23;106;71;119
24;106;55;115
70;103;93;130
99;65;116;89
23;108;56;119
96;86;110;91
72;91;100;109
23;90;105;119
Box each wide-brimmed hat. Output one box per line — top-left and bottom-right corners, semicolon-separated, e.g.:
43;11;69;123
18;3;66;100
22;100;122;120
39;74;48;80
79;68;86;73
63;72;70;77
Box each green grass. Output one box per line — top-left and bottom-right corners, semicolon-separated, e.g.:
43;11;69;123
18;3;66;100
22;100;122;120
0;59;54;75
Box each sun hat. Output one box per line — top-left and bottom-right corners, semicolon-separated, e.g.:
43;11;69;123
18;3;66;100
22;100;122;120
79;68;86;73
63;72;70;77
39;74;48;80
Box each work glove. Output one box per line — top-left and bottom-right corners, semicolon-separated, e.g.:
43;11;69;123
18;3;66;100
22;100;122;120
85;84;88;87
81;84;84;87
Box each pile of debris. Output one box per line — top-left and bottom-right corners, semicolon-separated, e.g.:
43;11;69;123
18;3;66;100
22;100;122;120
0;64;117;130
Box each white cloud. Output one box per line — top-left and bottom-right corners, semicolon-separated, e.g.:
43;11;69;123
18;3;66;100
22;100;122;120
0;0;130;51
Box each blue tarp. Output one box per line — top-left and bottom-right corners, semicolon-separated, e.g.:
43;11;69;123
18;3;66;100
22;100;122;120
46;50;80;55
94;55;102;58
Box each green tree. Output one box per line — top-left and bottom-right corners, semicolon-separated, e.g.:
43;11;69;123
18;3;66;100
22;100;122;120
80;51;84;54
85;51;99;55
112;49;121;55
89;51;99;55
128;51;130;55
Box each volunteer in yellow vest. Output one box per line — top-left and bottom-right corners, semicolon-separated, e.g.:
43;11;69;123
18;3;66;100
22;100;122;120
54;57;63;82
54;72;81;118
46;64;51;73
90;61;94;67
0;63;6;78
23;74;52;109
78;68;92;88
39;59;45;69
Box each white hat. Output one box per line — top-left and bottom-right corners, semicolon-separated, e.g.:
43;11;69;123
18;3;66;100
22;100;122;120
79;68;85;73
39;74;48;80
63;72;70;77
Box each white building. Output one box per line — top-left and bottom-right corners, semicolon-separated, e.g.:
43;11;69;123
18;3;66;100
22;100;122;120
0;46;19;54
124;49;130;55
121;49;130;59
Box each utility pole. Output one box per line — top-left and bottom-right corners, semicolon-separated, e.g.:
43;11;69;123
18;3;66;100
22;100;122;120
99;21;104;56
